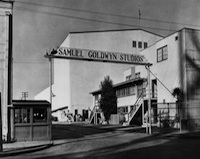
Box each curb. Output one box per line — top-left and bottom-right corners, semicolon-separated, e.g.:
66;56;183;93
0;143;53;157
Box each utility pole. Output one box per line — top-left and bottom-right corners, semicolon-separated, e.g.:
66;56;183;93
48;52;53;141
147;65;152;134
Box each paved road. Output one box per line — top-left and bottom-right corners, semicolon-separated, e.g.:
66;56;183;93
2;123;200;159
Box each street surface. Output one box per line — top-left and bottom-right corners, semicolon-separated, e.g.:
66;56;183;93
2;122;200;159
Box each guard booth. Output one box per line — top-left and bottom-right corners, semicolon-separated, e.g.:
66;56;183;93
12;100;51;141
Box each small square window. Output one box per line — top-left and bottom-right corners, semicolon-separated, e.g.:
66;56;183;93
175;36;178;41
135;72;140;78
132;41;137;48
138;41;142;48
144;42;148;49
126;75;131;81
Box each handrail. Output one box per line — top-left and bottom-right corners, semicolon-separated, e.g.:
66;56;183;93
89;105;102;123
128;92;143;116
89;106;96;123
128;92;144;124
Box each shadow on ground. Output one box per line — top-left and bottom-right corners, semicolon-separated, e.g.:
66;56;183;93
52;123;147;140
44;126;200;159
52;123;114;140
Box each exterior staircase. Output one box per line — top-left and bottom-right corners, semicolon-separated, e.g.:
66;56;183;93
124;94;143;125
89;106;95;124
89;106;102;124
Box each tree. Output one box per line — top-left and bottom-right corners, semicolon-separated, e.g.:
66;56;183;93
172;87;182;102
99;76;117;123
172;87;183;124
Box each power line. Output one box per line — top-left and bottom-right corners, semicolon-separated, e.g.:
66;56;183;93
14;6;177;33
15;0;200;28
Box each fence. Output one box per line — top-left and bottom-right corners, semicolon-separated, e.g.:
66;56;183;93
155;103;179;128
151;102;200;130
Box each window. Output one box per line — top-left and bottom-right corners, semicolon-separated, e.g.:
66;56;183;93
130;86;135;95
15;108;30;124
118;106;128;114
132;41;137;48
126;75;131;81
116;86;136;97
138;85;143;97
135;72;140;78
33;108;47;123
157;45;168;62
175;36;178;41
144;42;148;49
138;41;142;48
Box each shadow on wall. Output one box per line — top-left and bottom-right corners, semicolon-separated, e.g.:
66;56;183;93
180;29;200;130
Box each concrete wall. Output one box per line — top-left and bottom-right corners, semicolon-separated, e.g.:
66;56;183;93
0;1;13;140
182;29;200;130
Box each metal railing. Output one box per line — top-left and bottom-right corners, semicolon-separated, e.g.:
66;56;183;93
128;93;143;124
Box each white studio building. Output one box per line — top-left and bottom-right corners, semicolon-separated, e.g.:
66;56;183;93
91;28;200;130
35;29;163;121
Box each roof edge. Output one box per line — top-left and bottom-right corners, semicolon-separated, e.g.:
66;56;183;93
70;28;164;38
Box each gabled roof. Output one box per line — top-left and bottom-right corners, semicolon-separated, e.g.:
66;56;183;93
90;77;146;95
70;28;164;38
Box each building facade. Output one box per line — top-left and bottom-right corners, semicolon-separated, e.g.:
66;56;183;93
35;29;163;121
90;28;200;130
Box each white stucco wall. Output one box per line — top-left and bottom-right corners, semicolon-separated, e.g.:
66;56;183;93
117;95;137;107
137;32;180;103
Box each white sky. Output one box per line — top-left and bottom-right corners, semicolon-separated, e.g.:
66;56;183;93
12;0;200;99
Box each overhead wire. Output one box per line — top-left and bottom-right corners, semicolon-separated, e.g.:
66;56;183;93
15;0;200;28
14;6;176;33
13;1;200;66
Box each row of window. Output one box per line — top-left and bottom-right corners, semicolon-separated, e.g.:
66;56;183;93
116;86;135;97
14;108;47;124
118;105;136;114
132;41;148;49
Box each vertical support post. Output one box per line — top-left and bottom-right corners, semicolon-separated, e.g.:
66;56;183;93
142;101;144;125
49;57;52;140
49;57;52;104
147;65;152;134
179;104;182;132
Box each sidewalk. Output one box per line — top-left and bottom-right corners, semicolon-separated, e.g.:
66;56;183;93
0;140;53;157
